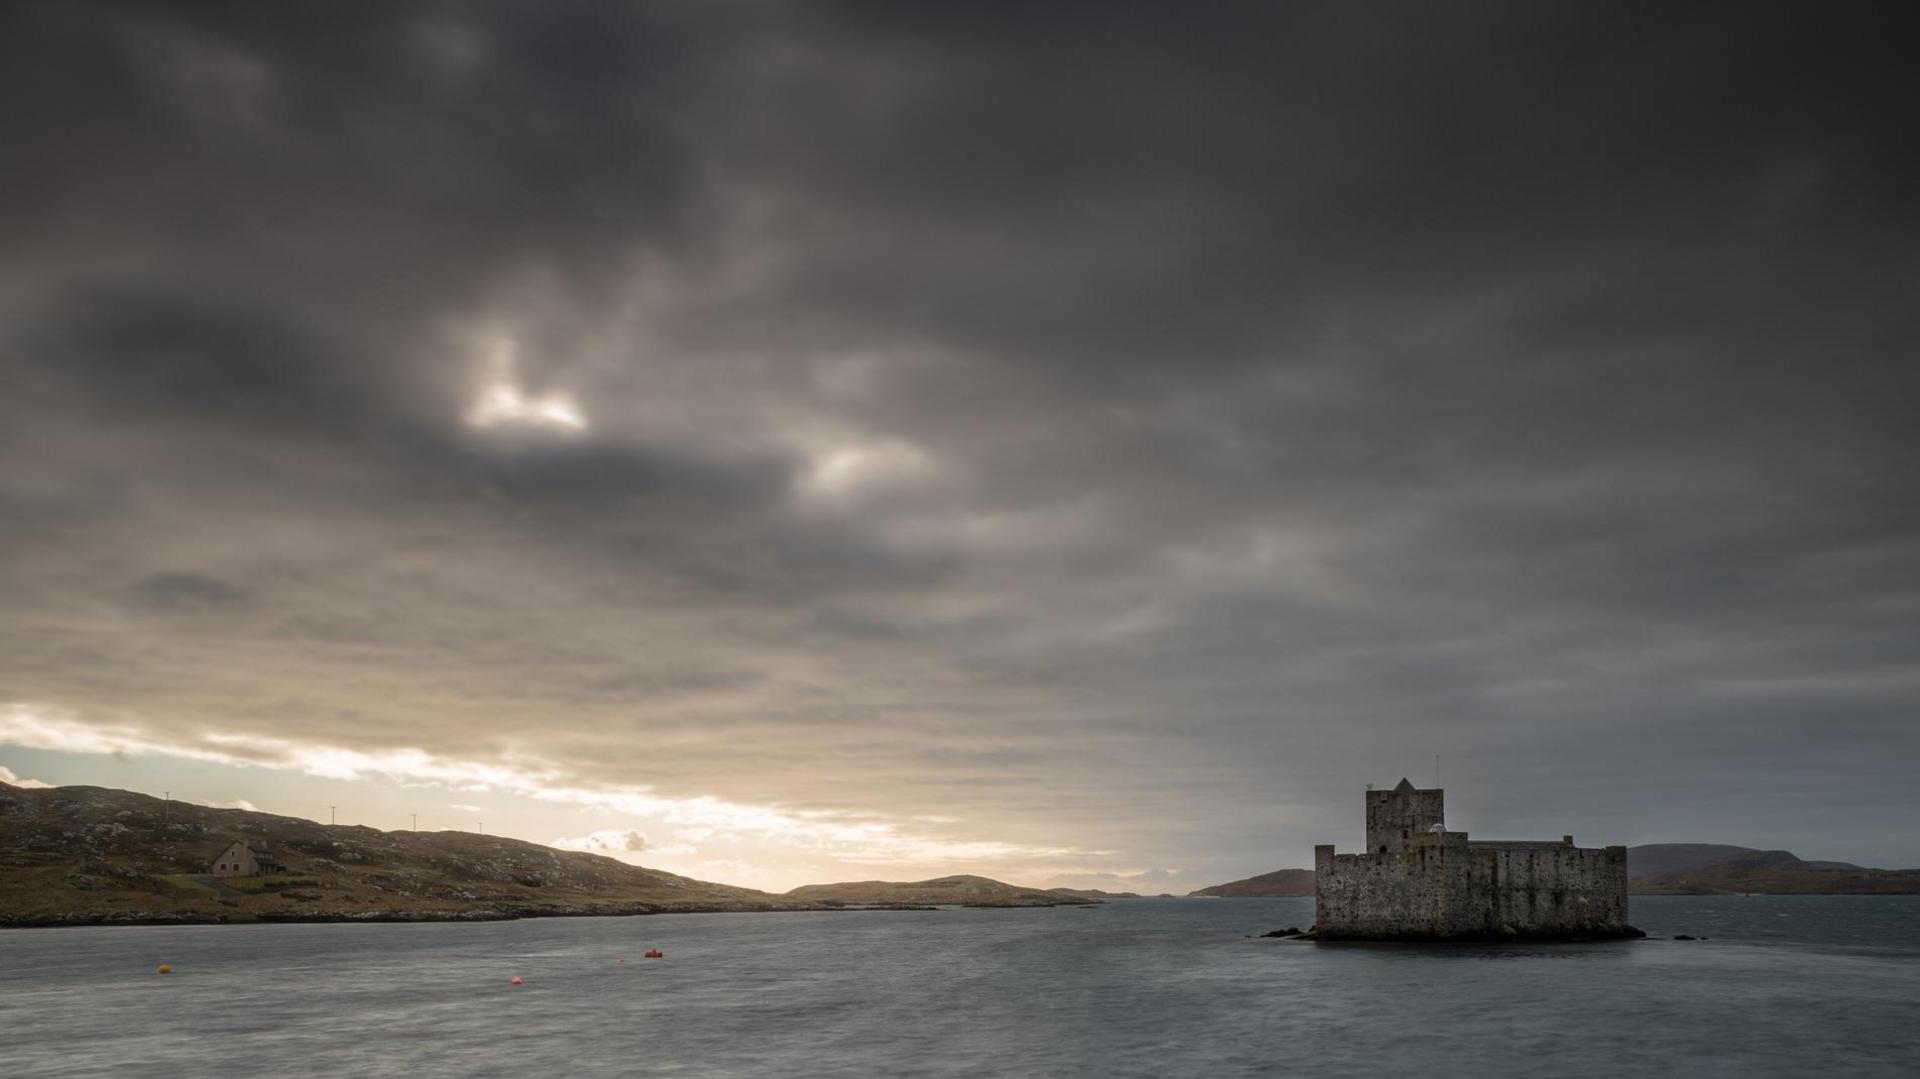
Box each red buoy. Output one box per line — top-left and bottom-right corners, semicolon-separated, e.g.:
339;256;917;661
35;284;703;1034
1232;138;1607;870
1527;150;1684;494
644;949;664;959
510;976;523;985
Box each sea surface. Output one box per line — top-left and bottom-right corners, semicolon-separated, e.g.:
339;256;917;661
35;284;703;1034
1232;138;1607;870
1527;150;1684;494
3;896;1918;1077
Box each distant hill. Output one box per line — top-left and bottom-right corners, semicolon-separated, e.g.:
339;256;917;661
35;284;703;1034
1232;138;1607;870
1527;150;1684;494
785;874;1093;906
0;780;805;926
1631;847;1918;895
1626;844;1830;880
1188;868;1315;897
1047;887;1140;900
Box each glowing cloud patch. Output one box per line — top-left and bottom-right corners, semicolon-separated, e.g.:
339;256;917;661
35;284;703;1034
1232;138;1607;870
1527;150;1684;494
798;437;934;501
464;332;587;433
553;828;650;853
0;764;52;789
553;828;700;858
468;384;587;431
0;704;1093;872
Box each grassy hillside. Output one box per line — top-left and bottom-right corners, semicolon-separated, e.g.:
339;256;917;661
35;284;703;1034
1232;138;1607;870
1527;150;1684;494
0;780;805;926
785;874;1092;907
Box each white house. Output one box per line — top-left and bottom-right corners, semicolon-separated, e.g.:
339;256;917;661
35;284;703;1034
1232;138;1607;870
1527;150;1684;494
209;840;286;878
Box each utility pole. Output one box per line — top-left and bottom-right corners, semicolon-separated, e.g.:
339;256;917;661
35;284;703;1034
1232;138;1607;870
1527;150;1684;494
163;791;170;802
411;813;418;832
330;805;336;826
478;821;483;836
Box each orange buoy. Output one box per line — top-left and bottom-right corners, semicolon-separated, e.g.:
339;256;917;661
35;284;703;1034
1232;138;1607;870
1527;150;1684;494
510;976;523;985
157;964;172;975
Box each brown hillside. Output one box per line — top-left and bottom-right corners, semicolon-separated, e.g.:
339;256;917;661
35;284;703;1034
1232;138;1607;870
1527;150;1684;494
0;780;806;926
1632;849;1920;895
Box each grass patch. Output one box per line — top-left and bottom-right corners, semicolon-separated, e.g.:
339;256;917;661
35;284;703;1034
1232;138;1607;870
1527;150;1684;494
220;876;322;894
155;874;221;896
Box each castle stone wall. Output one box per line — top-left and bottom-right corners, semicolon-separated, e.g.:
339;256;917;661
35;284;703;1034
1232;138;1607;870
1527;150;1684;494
1314;782;1637;941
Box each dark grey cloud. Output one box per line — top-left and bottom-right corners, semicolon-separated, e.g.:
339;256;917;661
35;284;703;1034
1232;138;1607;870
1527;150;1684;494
2;1;1917;880
132;571;249;609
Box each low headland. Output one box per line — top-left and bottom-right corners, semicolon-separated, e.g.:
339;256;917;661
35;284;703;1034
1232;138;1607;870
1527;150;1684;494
1189;868;1316;897
786;875;1093;908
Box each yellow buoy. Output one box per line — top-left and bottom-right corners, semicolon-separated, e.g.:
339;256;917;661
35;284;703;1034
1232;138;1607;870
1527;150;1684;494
157;964;172;974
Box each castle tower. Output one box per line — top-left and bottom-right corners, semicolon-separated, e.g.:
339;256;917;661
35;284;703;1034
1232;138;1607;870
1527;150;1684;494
1364;777;1444;854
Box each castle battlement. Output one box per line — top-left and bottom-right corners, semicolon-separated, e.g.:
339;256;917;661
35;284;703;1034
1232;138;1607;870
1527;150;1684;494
1313;779;1641;942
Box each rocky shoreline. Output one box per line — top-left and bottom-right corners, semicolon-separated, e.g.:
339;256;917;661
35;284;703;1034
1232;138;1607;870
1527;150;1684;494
0;903;781;929
0;899;1071;929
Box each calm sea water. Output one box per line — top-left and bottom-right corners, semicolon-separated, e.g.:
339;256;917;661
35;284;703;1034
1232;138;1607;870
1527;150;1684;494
3;896;1917;1077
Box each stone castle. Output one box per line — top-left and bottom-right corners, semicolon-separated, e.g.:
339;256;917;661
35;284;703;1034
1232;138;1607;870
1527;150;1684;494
1313;779;1640;941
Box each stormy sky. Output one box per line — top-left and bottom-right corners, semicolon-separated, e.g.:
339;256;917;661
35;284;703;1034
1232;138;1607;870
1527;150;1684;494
3;1;1917;890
